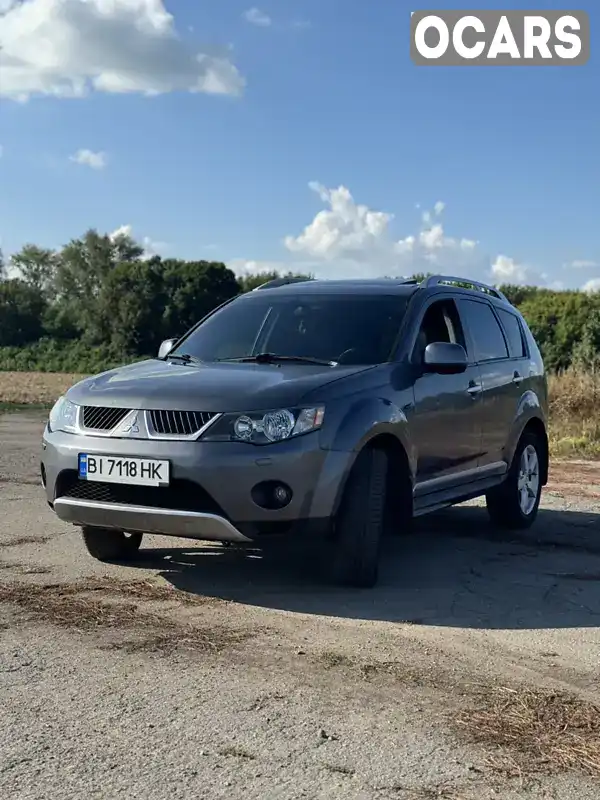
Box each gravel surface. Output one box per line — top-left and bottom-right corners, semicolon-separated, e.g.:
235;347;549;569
2;411;600;799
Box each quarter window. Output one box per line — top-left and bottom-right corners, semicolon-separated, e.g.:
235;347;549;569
460;299;509;363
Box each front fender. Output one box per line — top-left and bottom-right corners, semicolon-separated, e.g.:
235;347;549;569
320;395;416;515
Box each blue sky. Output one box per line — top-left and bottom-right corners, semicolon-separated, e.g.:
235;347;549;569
0;0;598;288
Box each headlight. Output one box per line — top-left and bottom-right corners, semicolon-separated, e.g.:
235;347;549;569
48;396;80;434
201;406;325;445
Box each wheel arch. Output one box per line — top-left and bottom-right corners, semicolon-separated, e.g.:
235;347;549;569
332;432;413;521
521;416;549;485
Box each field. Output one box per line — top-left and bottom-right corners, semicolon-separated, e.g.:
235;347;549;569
547;369;600;457
2;368;600;457
0;370;86;406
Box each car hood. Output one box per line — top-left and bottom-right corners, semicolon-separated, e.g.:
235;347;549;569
66;358;375;412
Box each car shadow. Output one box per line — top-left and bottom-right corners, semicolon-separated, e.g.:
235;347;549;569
131;505;600;630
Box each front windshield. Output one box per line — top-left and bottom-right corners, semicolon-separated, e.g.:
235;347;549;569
169;293;408;366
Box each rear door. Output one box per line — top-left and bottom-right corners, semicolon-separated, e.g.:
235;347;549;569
456;298;520;470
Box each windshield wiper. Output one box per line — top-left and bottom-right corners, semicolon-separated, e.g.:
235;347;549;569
164;353;204;366
217;352;338;367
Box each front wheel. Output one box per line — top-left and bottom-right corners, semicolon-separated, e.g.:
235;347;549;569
330;448;387;588
486;432;543;530
82;526;143;562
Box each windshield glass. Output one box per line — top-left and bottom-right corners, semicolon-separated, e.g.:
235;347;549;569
169;293;408;366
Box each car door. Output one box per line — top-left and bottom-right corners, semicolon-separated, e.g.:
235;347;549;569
410;296;484;485
456;297;520;470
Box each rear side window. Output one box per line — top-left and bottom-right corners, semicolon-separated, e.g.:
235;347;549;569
459;299;509;362
497;308;526;358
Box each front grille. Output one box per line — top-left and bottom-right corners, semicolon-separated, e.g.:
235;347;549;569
82;406;130;431
148;410;217;436
56;470;226;516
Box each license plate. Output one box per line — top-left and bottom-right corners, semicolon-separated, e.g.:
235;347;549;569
78;454;170;487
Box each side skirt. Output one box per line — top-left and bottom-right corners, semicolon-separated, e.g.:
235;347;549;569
413;462;508;517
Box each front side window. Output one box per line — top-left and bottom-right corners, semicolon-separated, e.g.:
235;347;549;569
459;299;509;363
413;299;466;363
170;293;409;366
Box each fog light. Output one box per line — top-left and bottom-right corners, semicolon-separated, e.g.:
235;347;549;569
274;485;290;504
41;463;46;488
251;481;293;510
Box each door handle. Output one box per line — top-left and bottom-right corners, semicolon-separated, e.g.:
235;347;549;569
512;371;523;385
467;382;482;397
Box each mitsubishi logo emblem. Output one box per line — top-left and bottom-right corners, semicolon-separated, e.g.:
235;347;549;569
121;413;140;435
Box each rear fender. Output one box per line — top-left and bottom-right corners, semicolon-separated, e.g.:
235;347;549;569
504;390;548;482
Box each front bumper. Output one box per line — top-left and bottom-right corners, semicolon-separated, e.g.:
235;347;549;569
42;427;353;542
53;498;253;543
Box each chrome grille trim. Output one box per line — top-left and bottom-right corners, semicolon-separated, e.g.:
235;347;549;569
81;406;130;431
148;409;217;436
70;405;221;440
144;410;221;441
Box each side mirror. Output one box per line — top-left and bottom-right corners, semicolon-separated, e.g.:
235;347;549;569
423;342;468;375
158;338;177;359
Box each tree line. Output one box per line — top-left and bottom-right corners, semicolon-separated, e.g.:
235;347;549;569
0;228;598;373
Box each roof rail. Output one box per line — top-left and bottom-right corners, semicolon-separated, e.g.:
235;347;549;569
423;275;508;302
253;276;314;291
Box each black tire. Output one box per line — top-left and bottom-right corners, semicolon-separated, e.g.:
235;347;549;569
82;526;143;562
331;447;387;588
485;431;543;530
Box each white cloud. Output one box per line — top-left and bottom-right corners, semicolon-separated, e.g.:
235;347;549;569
282;182;490;280
69;148;107;170
0;0;245;101
490;254;533;285
109;224;167;259
228;258;320;279
284;183;394;263
243;8;272;27
583;278;600;293
229;259;291;276
275;182;548;286
566;259;598;269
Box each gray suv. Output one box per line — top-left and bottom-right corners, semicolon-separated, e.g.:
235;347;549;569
42;275;549;587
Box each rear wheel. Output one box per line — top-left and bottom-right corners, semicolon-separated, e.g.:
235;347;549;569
486;431;543;530
330;447;387;588
82;526;143;562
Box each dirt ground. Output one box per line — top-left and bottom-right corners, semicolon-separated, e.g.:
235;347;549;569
2;411;600;799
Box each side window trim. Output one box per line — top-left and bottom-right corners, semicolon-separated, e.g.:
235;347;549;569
455;297;478;366
517;315;530;359
457;297;511;365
